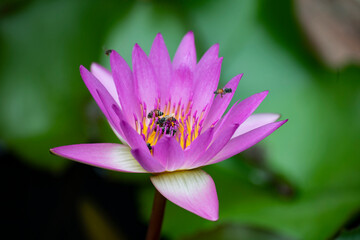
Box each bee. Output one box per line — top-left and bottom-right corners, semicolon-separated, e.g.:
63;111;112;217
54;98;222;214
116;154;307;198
147;109;164;118
166;128;176;135
214;88;232;97
160;127;177;136
156;113;178;136
147;143;152;151
105;49;113;56
157;118;166;126
156;113;175;126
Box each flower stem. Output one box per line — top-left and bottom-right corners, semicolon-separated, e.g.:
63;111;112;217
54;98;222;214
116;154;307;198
146;189;166;240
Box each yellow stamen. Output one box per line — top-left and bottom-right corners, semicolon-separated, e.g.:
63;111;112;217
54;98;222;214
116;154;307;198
137;99;207;151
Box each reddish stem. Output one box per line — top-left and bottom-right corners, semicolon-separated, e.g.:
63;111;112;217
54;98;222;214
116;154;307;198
146;189;166;240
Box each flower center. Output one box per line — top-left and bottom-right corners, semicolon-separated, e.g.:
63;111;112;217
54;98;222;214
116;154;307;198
134;99;208;150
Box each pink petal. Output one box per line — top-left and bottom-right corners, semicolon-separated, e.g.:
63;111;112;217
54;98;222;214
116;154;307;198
119;120;147;151
80;65;106;113
131;148;166;173
149;33;172;107
150;169;218;221
96;90;127;142
193;43;219;86
190;124;239;169
191;53;223;118
208;120;288;165
233;113;280;138
80;65;123;138
50;143;147;173
182;127;215;169
110;50;141;121
153;136;185;171
214;91;269;139
109;124;127;146
169;66;194;107
173;31;197;72
202;74;243;130
119;120;165;172
132;44;159;109
90;63;120;106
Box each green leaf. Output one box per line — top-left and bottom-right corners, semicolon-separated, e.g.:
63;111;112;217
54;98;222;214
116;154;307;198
335;227;360;240
181;223;293;240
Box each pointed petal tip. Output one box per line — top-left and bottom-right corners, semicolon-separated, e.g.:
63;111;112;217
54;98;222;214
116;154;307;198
50;148;64;158
79;65;86;72
49;148;56;155
180;31;195;45
153;33;165;45
206;214;219;221
216;57;224;66
230;113;283;138
48;146;63;158
196;208;219;221
90;62;107;75
90;62;97;69
109;49;119;58
253;90;269;101
204;43;220;60
280;119;288;124
79;65;90;78
210;43;219;52
155;32;164;39
132;43;149;60
233;73;243;82
186;31;194;36
174;31;197;70
268;117;289;128
272;113;281;120
50;143;148;173
49;145;65;157
133;43;141;52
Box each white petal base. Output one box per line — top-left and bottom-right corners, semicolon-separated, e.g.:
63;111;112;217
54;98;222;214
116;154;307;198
151;169;218;221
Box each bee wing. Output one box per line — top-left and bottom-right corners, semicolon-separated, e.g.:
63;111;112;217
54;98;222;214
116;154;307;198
167;113;175;118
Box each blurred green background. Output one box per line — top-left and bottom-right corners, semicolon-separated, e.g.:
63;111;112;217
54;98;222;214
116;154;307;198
1;0;359;239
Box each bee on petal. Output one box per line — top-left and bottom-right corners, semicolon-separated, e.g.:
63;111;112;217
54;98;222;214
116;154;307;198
156;113;178;135
147;109;164;119
147;143;152;151
166;128;176;136
105;49;113;56
214;88;232;98
156;113;175;126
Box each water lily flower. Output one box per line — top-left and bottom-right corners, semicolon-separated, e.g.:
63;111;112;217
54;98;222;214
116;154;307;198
50;32;287;221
